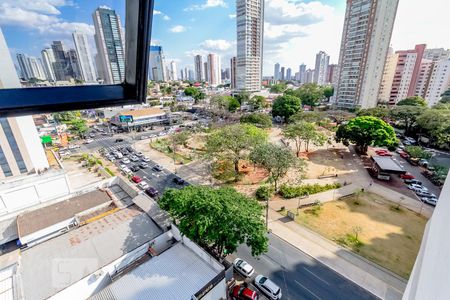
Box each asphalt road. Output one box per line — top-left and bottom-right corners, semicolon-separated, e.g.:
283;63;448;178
235;234;378;300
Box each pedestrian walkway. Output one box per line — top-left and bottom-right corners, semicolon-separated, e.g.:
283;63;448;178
268;209;407;300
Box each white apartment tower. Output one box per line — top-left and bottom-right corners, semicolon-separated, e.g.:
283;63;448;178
207;53;221;86
274;63;280;81
41;48;56;82
336;0;399;108
236;0;264;92
72;32;97;83
170;61;178;81
194;55;203;82
93;7;125;84
378;48;398;104
425;58;450;107
314;51;330;85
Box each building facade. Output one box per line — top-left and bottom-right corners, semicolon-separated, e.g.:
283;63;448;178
93;7;125;84
230;57;237;89
314;51;330;85
149;45;166;82
169;60;178;81
326;64;339;85
274;63;280;81
73;32;97;82
194;55;203;82
286;68;292;81
336;0;399;108
299;64;306;84
41;48;56;82
306;69;314;84
425;58;450;107
378;48;398;104
207;53;221;86
236;0;264;92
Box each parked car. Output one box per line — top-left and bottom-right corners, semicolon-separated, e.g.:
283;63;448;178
142;156;151;162
375;149;392;156
115;138;124;142
419;159;429;167
129;155;139;162
135;151;144;157
231;285;259;300
114;151;123;159
421;196;438;206
145;187;159;197
138;181;149;189
399;151;409;159
130;165;140;172
140;135;149;140
404;179;422;185
121;157;130;164
254;275;282;300
131;175;142;183
407;183;423;190
416;190;435;198
122;167;132;175
153;164;163;172
233;258;255;278
106;155;116;162
126;146;134;152
173;177;186;185
400;173;415;179
89;133;95;138
68;144;80;149
138;162;148;169
84;138;93;144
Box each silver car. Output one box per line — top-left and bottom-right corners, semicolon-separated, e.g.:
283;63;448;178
254;275;282;300
233;258;255;278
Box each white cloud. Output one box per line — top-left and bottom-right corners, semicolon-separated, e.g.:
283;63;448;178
154;9;171;21
153;10;162;15
170;25;187;33
228;14;236;19
185;0;227;11
184;39;236;70
200;39;233;51
98;5;111;10
163;15;171;21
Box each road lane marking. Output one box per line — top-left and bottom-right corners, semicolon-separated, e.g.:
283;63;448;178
260;255;278;266
295;280;321;300
269;244;282;254
303;267;330;286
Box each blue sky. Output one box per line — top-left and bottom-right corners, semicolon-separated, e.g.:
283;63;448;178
1;0;449;76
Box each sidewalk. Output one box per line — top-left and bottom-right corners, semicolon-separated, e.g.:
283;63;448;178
268;209;407;300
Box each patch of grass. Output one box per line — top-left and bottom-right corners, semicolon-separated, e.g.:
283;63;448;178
288;192;427;279
390;205;403;212
104;167;115;176
150;139;192;164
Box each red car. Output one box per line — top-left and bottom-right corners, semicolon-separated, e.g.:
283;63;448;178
400;173;415;179
231;285;259;300
131;175;142;183
375;149;392;156
399;151;409;159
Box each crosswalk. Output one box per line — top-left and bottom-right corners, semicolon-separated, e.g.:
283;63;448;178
99;142;131;154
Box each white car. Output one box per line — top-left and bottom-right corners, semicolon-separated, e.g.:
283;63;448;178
233;258;255;278
121;157;130;164
68;144;80;149
85;138;93;144
135;151;144;157
408;183;423;190
129;155;139;162
114;152;123;159
254;275;282;300
142;156;151;162
158;131;167;136
137;181;149;189
122;167;132;175
421;196;438;206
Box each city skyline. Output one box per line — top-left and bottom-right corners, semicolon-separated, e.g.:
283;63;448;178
0;0;449;77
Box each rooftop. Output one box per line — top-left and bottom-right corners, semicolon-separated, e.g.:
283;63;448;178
89;242;221;300
119;107;166;118
372;156;405;173
17;189;111;238
19;206;163;300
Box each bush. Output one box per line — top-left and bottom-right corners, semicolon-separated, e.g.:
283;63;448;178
240;113;272;128
255;185;274;201
405;146;432;159
279;183;342;199
105;167;115;176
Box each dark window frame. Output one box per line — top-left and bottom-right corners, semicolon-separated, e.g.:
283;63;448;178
0;0;154;117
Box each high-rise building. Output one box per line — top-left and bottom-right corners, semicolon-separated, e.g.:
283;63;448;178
67;49;82;80
194;55;203;82
41;48;56;82
72;32;97;82
294;72;300;81
425;58;450;107
299;64;306;84
336;0;399;108
230;57;237;89
286;68;292;81
326;64;339;85
225;68;231;80
203;62;209;83
314;51;330;85
170;61;178;81
236;0;264;92
423;48;450;62
274;63;280;81
28;57;46;80
378;48;398;104
414;59;434;98
149;46;166;82
51;41;71;81
188;69;195;82
280;67;285;81
180;69;185;81
0;28;49;178
16;53;33;80
306;69;314;83
207;53;221;86
93;7;125;84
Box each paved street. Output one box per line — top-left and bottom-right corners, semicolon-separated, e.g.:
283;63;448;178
235;234;378;300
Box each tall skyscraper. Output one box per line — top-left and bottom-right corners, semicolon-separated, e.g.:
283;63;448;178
414;59;434;98
230;57;237;89
170;61;178;81
314;51;330;85
207;53;221;86
336;0;399;108
326;64;339;85
203;62;209;83
280;67;285;81
236;0;264;92
51;41;71;81
41;48;56;82
188;69;195;82
423;48;450;62
67;49;82;80
378;48;398;104
16;53;33;80
72;32;97;82
274;63;280;81
299;64;306;84
306;69;314;83
286;68;292;81
93;7;125;84
149;46;166;82
0;28;49;178
194;55;203;81
425;58;450;107
28;57;46;80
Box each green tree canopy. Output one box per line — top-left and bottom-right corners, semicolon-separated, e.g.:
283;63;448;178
335;116;398;154
357;107;390;120
67;118;88;138
289;111;326;124
170;130;191;151
240;113;272;129
159;186;268;257
416;107;450;149
397;96;427;107
293;83;324;106
206;124;268;175
390;105;423;134
53;111;81;123
271;95;302;121
323;86;334;101
234;92;250;105
404;146;432;159
250;143;305;190
228;97;241;112
248;95;267;110
184;87;200;97
270;83;287;93
283;121;327;155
